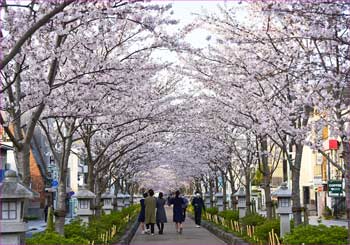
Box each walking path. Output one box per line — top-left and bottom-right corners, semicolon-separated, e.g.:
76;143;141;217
131;207;226;244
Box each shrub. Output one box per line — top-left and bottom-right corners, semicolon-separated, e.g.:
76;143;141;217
46;207;54;232
26;231;88;244
240;213;266;226
27;204;140;245
23;215;39;221
255;219;280;242
283;224;347;244
218;210;239;221
322;206;333;219
64;218;87;239
206;207;219;215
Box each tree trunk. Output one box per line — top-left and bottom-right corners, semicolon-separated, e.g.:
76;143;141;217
245;172;251;215
209;179;214;208
260;137;273;218
94;178;102;217
228;169;237;210
222;173;227;210
14;144;31;216
87;157;94;192
55;180;67;235
55;128;73;235
292;143;303;226
342;140;350;243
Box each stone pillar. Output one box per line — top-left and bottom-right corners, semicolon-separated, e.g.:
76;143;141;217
234;187;246;218
124;193;131;208
215;192;224;212
73;185;96;223
116;192;125;211
204;193;211;208
0;170;36;245
101;188;115;215
272;182;292;237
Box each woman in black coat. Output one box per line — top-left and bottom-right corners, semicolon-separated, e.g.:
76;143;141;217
138;192;148;234
168;190;185;234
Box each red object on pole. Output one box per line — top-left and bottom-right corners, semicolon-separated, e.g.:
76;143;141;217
329;139;338;150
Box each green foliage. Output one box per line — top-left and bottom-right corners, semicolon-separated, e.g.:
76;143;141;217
26;205;140;245
23;215;39;221
255;219;280;242
26;231;88;244
283;224;347;244
64;218;87;239
218;210;239;221
46;207;54;232
206;207;219;215
240;213;266;226
322;206;333;219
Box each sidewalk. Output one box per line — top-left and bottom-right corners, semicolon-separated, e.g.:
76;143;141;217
130;207;226;245
259;210;347;227
308;216;347;227
26;218;73;238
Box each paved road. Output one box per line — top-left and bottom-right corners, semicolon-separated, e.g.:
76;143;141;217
131;207;226;244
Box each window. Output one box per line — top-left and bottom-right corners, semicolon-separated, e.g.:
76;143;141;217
279;198;290;207
80;200;89;209
1;201;17;220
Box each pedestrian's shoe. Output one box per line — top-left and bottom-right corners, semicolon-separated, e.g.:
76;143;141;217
151;233;154;236
141;230;145;234
196;225;200;228
179;227;183;234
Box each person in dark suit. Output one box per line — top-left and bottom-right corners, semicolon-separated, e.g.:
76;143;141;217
168;190;185;234
191;191;205;227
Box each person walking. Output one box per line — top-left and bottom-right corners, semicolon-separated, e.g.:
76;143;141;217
144;189;157;235
168;190;185;234
44;204;49;222
138;192;148;234
191;191;205;227
156;192;167;234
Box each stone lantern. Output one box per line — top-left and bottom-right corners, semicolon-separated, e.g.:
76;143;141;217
124;193;131;208
204;192;211;208
0;170;35;245
101;188;115;215
73;184;96;223
116;192;125;211
272;182;292;237
234;187;246;218
215;192;224;212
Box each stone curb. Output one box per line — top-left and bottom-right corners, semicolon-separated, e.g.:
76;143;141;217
114;218;140;245
188;214;248;245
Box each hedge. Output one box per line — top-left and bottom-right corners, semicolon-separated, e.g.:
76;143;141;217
26;204;140;245
283;224;347;244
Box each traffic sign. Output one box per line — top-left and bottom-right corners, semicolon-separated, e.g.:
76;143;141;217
328;180;343;197
51;180;59;188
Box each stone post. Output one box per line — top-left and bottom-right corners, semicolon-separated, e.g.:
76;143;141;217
73;184;96;223
116;192;125;211
0;170;36;245
101;188;115;215
215;192;224;212
204;192;211;208
234;187;246;218
272;182;292;237
124;193;131;208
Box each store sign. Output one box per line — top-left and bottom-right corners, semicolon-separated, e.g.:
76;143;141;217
328;180;343;197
